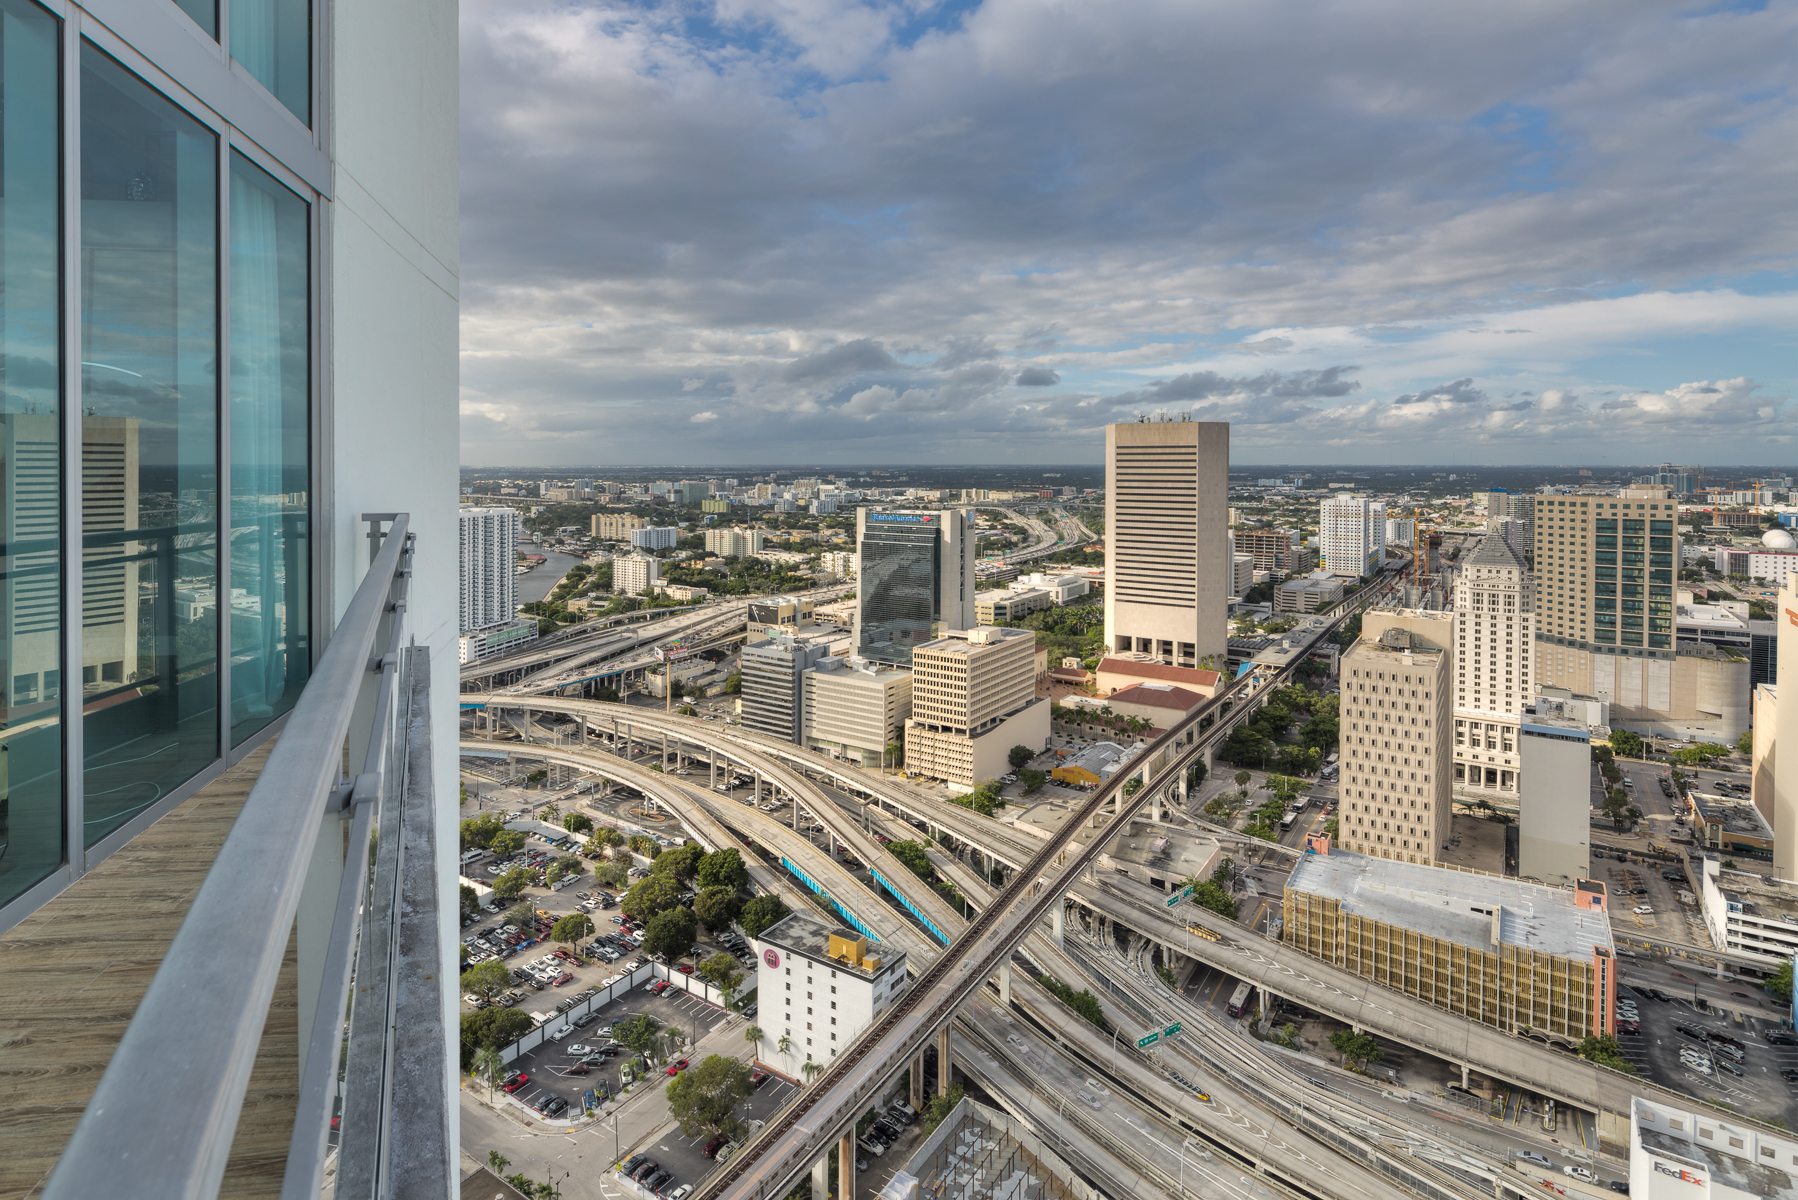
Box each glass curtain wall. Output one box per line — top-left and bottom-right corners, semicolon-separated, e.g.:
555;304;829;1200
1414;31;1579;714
79;47;220;847
0;0;64;909
228;154;309;745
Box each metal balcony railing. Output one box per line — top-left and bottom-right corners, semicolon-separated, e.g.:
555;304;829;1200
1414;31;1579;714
45;514;449;1200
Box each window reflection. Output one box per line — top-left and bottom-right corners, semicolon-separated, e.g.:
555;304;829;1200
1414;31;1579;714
231;0;309;124
229;154;309;745
0;0;64;907
80;47;219;847
173;0;217;38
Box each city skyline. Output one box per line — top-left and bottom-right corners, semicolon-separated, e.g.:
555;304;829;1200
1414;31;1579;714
460;0;1795;467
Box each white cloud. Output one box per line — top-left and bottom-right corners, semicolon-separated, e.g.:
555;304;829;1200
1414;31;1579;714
690;410;719;424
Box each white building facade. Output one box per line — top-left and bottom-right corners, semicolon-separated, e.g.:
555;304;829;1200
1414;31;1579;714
753;914;907;1082
1320;495;1387;578
1453;535;1535;798
459;507;517;633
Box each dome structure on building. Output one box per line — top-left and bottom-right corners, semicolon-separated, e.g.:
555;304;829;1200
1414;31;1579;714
1761;527;1796;550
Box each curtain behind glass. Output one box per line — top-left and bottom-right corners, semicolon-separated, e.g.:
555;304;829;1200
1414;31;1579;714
230;0;309;124
0;0;64;908
228;155;309;745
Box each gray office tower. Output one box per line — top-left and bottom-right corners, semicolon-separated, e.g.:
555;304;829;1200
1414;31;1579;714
853;509;976;667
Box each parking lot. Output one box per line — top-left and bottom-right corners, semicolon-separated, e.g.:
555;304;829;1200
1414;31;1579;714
621;1072;799;1197
503;979;735;1121
1612;978;1798;1128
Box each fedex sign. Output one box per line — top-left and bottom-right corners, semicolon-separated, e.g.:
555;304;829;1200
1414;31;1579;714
1653;1161;1704;1187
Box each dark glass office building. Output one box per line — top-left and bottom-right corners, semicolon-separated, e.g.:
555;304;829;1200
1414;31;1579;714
853;509;975;667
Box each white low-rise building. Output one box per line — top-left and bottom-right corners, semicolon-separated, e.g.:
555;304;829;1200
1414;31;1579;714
753;913;907;1082
457;616;539;664
1697;858;1798;968
1631;1096;1798;1200
803;657;912;768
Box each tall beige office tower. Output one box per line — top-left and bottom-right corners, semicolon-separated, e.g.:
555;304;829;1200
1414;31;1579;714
1453;535;1535;798
1339;613;1453;865
1533;487;1681;719
903;626;1049;788
1764;575;1798;880
1103;419;1229;669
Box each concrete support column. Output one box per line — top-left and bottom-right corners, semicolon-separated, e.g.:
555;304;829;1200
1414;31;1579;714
937;1026;952;1095
1461;1063;1471;1089
910;1056;925;1110
709;759;717;788
1151;793;1164;823
837;1130;855;1200
997;959;1012;1006
1050;904;1065;945
811;1155;829;1200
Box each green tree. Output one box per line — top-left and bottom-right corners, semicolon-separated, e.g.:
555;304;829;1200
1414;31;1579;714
1018;767;1046;794
614;1013;664;1060
489;830;527;858
739;893;790;938
592;860;631;889
459;1008;533;1068
624;872;685;919
1039;978;1107;1030
920;1084;965;1135
459;883;478;917
461;960;513;1004
1577;1034;1635;1073
550;913;594;952
666;1054;754;1138
1008;745;1035;771
544;858;580;886
724;671;742;695
1329;1029;1379;1072
562;812;593;835
1234;770;1252;788
744;1024;763;1047
460;813;505;850
695;847;749;892
697;951;743;999
1766;960;1794;1005
643;907;699;963
629;833;658;858
693;885;742;931
1608;728;1644;759
888;840;934;880
471;1046;506;1099
1736;730;1755;756
491;865;533;902
487;1150;510;1175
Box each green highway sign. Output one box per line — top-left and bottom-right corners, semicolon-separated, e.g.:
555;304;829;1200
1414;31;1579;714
1165;885;1194;908
1163;1022;1182;1039
1135;1030;1161;1049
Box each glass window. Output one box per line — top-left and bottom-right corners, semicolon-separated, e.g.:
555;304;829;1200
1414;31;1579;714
174;0;217;38
80;46;219;847
228;153;309;745
231;0;309;124
0;0;64;908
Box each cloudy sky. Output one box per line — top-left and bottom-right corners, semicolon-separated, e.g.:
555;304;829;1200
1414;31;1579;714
459;0;1796;467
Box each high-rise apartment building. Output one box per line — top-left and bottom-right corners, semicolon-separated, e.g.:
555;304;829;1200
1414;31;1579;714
741;636;830;742
613;554;662;597
853;508;976;667
903;626;1049;787
1319;495;1386;578
591;512;646;541
1533;487;1681;720
1452;535;1535;797
1233;526;1299;574
459;507;517;633
0;0;459;1190
1338;616;1453;865
1758;573;1798;880
1103;419;1229;669
704;526;766;558
630;525;680;551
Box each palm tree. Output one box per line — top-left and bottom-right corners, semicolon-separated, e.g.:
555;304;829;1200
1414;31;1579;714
744;1024;763;1047
471;1047;506;1101
776;1033;792;1056
801;1059;821;1084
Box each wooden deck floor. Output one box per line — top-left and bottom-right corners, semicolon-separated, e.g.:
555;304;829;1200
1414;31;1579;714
0;745;301;1199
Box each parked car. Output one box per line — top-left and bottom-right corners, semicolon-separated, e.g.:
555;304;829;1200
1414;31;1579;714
665;1057;690;1076
501;1073;530;1094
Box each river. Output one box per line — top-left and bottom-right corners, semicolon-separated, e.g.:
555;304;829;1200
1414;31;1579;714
515;542;583;606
